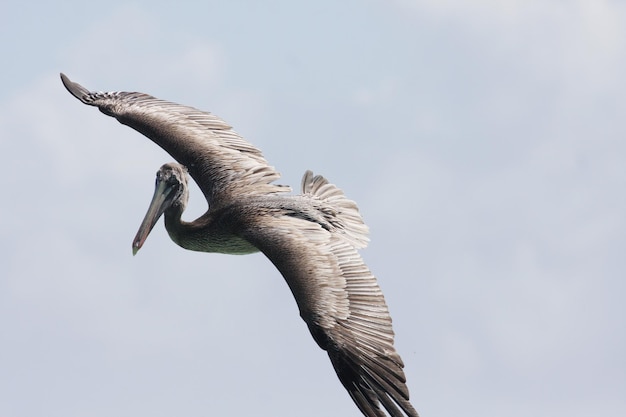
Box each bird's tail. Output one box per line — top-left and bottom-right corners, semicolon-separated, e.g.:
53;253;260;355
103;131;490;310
301;171;370;248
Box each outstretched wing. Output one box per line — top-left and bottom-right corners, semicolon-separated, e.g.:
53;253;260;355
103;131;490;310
60;73;289;209
239;172;417;416
241;214;418;417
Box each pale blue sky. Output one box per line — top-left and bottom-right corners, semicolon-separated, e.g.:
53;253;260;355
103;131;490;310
1;1;625;416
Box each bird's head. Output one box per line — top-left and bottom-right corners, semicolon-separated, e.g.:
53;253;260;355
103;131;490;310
132;162;189;255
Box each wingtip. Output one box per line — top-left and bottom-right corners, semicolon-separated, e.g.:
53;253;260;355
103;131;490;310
60;72;92;104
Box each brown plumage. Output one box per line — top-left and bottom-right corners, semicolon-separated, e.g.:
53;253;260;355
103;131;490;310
61;73;418;417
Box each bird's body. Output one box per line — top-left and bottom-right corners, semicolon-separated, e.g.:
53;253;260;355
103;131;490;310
61;73;418;417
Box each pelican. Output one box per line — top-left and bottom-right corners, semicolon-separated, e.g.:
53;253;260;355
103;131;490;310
60;73;418;417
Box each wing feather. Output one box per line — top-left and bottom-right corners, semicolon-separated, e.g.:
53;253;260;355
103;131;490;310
240;214;418;417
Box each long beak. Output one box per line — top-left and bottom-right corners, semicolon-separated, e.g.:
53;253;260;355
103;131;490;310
132;179;174;255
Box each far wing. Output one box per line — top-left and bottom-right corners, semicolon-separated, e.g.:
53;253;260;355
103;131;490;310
60;73;289;209
241;215;418;417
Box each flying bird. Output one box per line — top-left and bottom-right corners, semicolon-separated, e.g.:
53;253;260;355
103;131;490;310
60;73;418;417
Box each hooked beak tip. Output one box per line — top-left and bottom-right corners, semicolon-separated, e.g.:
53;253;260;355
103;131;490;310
133;239;143;256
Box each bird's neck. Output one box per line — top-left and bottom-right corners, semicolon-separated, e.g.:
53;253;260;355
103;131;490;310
163;205;259;255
